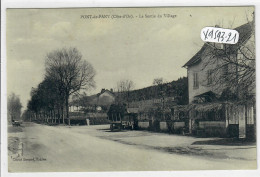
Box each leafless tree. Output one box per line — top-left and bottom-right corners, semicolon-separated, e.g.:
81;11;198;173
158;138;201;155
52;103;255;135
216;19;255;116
45;47;96;125
152;78;167;120
116;79;134;106
8;93;22;123
153;77;164;86
153;77;166;97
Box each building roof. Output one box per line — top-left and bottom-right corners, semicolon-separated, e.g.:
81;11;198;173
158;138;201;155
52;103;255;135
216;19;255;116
71;89;115;106
194;91;219;102
191;102;223;112
96;89;115;97
172;105;191;112
182;45;207;68
183;22;254;68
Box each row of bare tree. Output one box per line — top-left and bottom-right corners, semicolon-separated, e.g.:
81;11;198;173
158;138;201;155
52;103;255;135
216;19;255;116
8;93;22;123
24;48;96;125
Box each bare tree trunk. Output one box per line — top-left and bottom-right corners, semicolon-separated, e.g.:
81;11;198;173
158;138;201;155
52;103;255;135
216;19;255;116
53;110;55;123
62;106;64;124
57;108;60;124
65;94;70;126
51;110;53;123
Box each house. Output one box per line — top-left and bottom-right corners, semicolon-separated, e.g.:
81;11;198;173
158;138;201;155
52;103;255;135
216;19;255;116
183;20;255;139
183;22;255;103
69;105;83;112
69;88;116;113
96;89;115;106
86;88;115;109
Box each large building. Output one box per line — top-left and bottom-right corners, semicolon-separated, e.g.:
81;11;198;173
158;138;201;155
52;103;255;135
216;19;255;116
182;20;255;139
69;89;115;112
183;22;255;103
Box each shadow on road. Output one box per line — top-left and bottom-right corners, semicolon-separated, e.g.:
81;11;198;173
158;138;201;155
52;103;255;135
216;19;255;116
104;130;129;133
97;128;131;133
192;138;256;146
8;126;23;133
97;128;110;131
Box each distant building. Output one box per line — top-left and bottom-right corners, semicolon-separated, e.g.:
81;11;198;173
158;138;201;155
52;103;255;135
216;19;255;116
96;89;115;106
69;105;83;112
69;88;115;113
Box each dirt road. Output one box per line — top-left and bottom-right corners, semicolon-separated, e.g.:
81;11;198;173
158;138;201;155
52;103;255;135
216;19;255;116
8;122;256;172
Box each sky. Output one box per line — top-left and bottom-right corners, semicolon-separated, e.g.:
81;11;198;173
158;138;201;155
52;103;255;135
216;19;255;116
6;7;254;111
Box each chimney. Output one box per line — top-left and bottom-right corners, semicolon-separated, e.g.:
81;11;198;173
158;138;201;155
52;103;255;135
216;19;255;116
101;88;105;94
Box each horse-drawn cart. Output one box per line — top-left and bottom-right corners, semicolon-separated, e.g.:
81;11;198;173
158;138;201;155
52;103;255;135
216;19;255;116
107;104;138;131
12;120;21;127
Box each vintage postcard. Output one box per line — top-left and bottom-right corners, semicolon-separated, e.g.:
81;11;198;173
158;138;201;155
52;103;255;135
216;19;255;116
4;6;257;173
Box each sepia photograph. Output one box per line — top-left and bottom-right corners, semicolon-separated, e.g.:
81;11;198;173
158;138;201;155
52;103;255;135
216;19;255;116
4;6;257;173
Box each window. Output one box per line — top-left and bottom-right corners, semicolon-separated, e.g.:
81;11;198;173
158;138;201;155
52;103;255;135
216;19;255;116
222;64;228;75
222;64;229;81
207;69;213;85
193;72;199;89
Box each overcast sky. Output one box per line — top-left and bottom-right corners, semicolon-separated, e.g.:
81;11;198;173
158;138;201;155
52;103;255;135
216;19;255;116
6;7;254;111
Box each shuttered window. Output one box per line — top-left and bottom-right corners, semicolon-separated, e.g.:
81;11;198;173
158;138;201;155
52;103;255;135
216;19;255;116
193;72;199;89
222;64;229;81
207;69;213;85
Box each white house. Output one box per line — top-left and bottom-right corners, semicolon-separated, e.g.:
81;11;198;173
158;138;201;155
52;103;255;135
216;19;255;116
182;20;255;139
96;89;115;106
183;21;255;103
